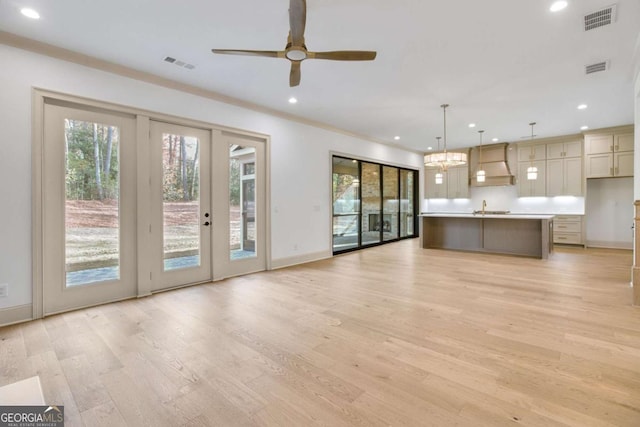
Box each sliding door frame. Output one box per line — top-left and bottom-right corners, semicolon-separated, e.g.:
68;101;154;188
32;89;271;319
330;152;419;255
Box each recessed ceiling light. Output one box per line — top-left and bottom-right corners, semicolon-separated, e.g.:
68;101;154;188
580;126;589;130
577;104;588;110
394;136;401;141
20;8;40;19
288;97;297;104
550;1;568;12
427;147;433;151
492;138;499;142
468;123;476;128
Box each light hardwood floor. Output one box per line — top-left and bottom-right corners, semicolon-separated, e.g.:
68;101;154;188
1;240;640;426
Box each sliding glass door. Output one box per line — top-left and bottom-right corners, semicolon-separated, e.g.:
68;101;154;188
332;158;360;251
332;156;418;254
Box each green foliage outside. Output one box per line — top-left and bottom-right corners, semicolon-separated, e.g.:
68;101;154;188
65;120;119;200
229;158;240;205
162;134;199;202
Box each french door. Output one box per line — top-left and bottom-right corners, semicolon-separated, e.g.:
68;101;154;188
212;134;267;278
38;95;268;315
42;104;137;315
149;121;211;291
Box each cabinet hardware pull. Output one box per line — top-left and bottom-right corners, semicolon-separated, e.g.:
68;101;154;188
615;145;619;151
615;167;619;175
610;167;614;176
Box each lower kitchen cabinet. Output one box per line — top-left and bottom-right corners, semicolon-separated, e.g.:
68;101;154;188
553;215;584;246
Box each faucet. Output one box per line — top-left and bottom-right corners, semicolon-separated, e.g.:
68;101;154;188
482;199;487;214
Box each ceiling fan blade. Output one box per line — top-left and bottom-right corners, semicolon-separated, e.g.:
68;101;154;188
290;61;301;87
309;51;377;61
289;0;307;46
211;49;282;58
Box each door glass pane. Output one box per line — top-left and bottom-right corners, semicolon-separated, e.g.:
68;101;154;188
162;133;201;271
400;170;415;237
65;120;120;286
382;166;399;241
361;162;381;246
332;158;360;251
230;145;257;260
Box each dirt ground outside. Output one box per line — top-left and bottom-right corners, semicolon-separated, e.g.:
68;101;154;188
66;200;242;268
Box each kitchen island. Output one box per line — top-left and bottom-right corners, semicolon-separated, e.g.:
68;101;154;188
420;213;554;259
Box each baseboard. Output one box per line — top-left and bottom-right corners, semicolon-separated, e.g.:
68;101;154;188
585;240;633;250
271;250;332;270
0;304;33;327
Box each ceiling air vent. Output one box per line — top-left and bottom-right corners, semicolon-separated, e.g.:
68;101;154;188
163;56;195;70
585;61;608;74
584;5;617;31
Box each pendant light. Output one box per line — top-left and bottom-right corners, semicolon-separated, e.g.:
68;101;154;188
476;130;486;183
434;137;443;184
424;104;467;171
527;122;538;180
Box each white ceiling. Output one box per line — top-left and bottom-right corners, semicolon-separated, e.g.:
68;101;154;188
1;0;638;151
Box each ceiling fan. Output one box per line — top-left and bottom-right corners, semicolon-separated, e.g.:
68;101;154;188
212;0;377;87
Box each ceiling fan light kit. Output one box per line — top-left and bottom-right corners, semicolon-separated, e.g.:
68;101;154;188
212;0;377;87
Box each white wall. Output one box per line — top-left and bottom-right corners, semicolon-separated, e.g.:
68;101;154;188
0;44;423;310
424;186;585;214
585;178;634;249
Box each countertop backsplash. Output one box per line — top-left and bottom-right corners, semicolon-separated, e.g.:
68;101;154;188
422;185;585;215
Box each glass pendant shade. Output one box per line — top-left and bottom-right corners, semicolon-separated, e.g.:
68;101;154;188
476;129;485;183
526;122;538;181
424;151;467;168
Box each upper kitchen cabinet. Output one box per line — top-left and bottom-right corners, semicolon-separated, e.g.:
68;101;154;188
424;150;469;199
546;140;582;159
546;138;583;196
425;165;468;199
585;126;634;178
447;165;469;199
424;168;448;199
547;157;583;196
517;143;546;197
517;160;546;197
517;144;546;162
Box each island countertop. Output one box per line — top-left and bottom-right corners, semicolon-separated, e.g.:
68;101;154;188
420;212;555;220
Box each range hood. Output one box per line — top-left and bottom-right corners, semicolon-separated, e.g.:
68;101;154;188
469;143;515;186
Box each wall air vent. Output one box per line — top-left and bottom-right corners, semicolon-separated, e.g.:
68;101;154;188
585;61;608;74
163;56;195;70
584;5;617;31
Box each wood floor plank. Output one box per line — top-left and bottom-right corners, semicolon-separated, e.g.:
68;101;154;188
2;241;640;426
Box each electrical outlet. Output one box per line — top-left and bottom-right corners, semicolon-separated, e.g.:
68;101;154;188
0;283;8;298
